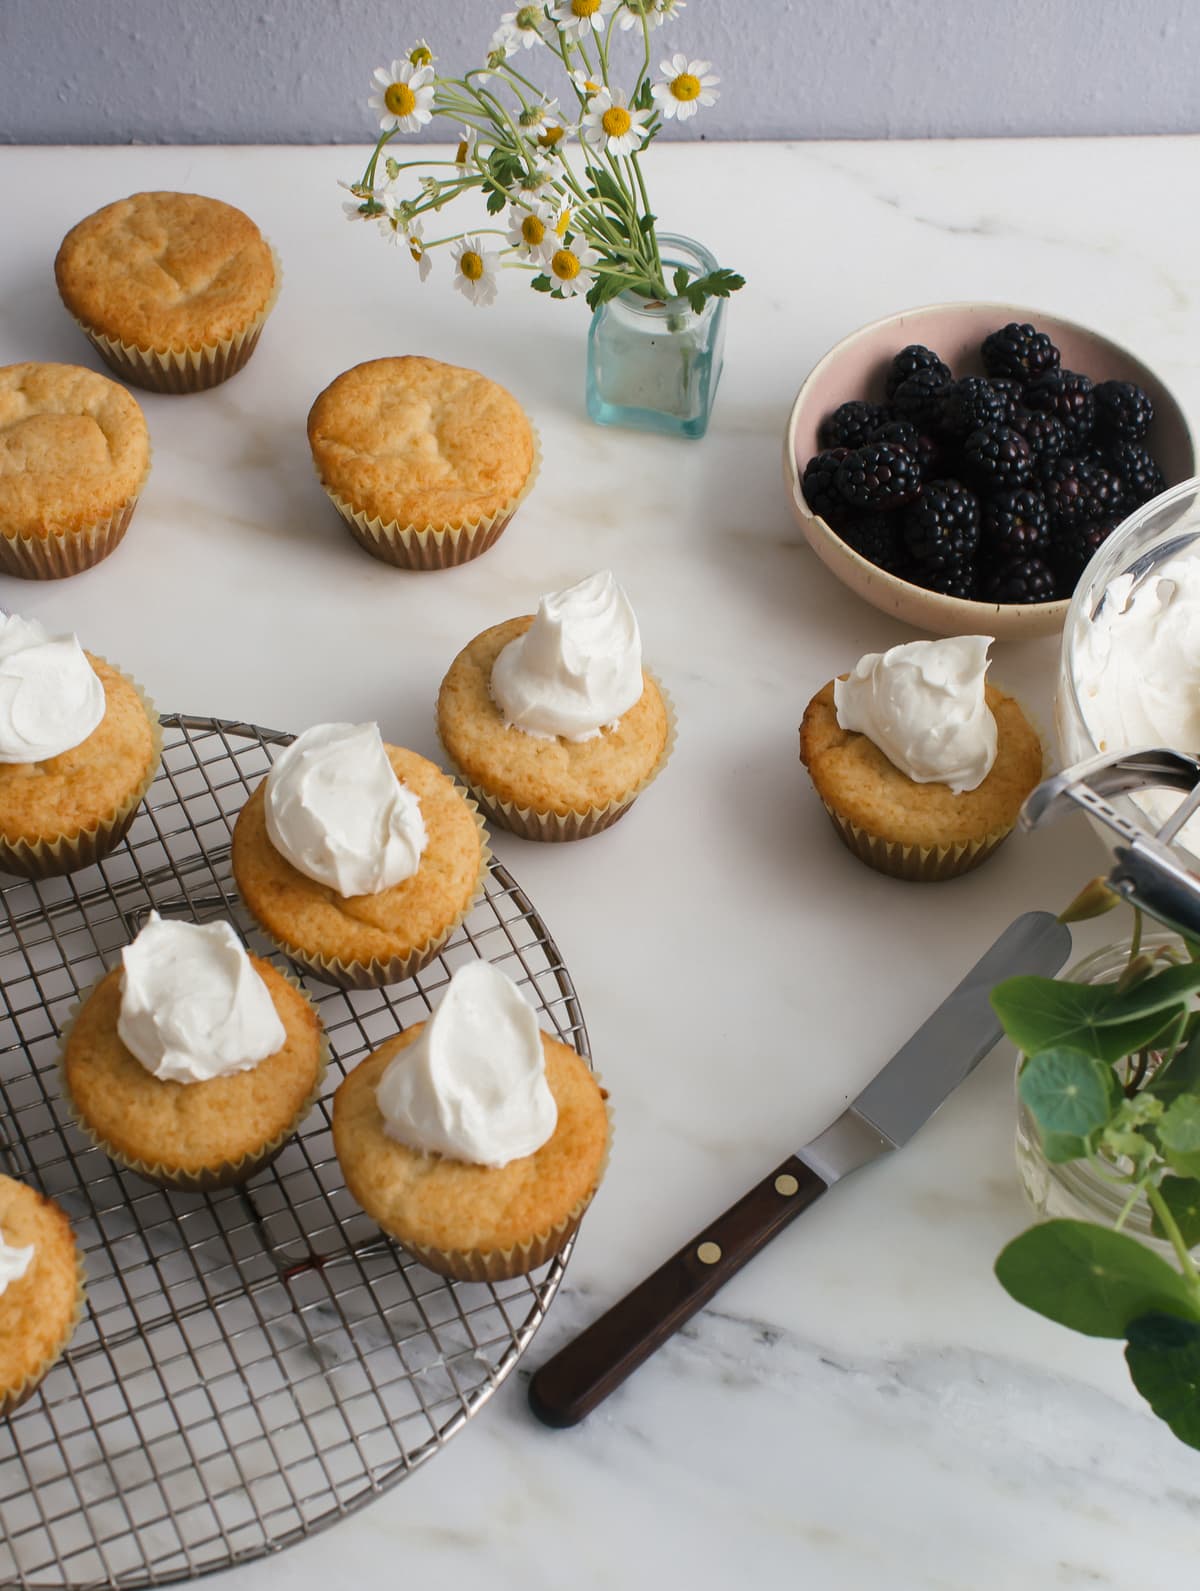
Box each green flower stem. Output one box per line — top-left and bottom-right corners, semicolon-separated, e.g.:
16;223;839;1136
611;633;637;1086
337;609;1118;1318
1114;1178;1147;1232
1147;1183;1200;1296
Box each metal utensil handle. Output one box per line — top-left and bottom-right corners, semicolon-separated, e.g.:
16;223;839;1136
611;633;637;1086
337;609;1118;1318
527;1155;826;1427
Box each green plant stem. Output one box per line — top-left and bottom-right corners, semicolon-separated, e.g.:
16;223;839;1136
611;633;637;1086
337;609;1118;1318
1147;1183;1200;1298
1114;1179;1146;1232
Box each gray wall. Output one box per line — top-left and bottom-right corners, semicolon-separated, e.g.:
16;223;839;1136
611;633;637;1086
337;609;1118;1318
3;0;1199;143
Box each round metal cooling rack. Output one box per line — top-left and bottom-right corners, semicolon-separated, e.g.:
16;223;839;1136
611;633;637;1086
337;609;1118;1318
0;715;591;1590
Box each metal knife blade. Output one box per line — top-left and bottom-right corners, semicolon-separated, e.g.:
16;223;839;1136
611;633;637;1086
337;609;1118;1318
528;909;1072;1428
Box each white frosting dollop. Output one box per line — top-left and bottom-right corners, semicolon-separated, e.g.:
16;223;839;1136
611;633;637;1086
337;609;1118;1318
0;1231;34;1299
264;722;427;897
375;960;557;1168
0;613;105;764
117;912;287;1084
490;570;644;742
833;635;998;795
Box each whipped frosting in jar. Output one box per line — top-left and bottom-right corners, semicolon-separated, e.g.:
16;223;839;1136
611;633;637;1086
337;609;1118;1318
834;635;998;794
0;613;105;764
264;721;428;897
375;960;556;1168
118;911;286;1084
0;1230;34;1299
490;569;644;741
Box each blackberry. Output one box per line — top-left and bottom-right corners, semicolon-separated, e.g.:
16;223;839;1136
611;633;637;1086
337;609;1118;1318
869;419;920;454
1024;370;1096;449
914;433;946;482
902;478;981;571
981;488;1050;562
836;443;922;511
1107;439;1165;509
1042;457;1122;530
963;424;1034;493
1052;517;1121;589
920;558;978;600
938;377;1008;440
885;344;951;399
980;322;1061;383
1094;380;1154;443
1014;410;1068;468
837;512;905;574
801;448;851;523
980;557;1058;604
892;367;953;429
818;400;888;452
987;378;1026;425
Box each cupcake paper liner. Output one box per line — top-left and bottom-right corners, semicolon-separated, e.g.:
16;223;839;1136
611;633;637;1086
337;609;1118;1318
0;1252;88;1422
319;428;542;573
442;673;677;844
0;669;162;881
67;247;282;395
58;969;330;1192
818;799;1017;882
255;791;492;991
0;478;144;581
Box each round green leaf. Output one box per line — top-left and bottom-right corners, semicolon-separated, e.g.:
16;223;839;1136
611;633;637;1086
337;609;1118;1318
1159;1096;1200;1154
995;1220;1200;1338
1151;1178;1200;1250
1125;1312;1200;1449
1018;1048;1118;1139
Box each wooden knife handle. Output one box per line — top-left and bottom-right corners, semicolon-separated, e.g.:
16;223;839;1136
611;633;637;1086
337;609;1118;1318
527;1154;827;1428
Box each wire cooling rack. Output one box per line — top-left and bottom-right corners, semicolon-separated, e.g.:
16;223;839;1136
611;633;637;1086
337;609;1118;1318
0;715;590;1590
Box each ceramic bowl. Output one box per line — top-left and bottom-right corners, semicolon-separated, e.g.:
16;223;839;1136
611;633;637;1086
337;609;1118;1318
782;302;1195;639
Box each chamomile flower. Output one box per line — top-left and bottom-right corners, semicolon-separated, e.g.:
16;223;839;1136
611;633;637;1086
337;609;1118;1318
515;97;563;145
452;236;500;307
549;0;617;43
616;0;684;27
580;87;651;157
338;179;385;221
407;39;435;68
546;239;599;298
506;201;555;262
480;31;517;78
454;126;478;169
569;68;602;99
499;6;552;48
368;60;435;133
651;55;719;120
406;220;433;282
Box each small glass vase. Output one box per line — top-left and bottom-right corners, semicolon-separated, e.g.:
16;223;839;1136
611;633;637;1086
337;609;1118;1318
586;233;726;440
1014;935;1197;1257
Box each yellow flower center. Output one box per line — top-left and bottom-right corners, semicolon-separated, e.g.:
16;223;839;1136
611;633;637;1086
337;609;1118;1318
409;244;423;263
455;137;471;164
521;215;547;245
538;125;565;149
409;45;432;67
460;250;485;281
602;105;632;137
551;249;582;281
516;5;542;25
671;72;701;101
384;82;416;117
555;207;572;237
572;0;603;14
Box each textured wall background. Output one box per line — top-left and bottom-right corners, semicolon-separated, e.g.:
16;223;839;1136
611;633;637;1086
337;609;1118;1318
3;0;1199;144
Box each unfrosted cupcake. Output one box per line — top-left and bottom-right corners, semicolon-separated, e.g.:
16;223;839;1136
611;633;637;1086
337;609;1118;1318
232;722;487;988
0;614;161;879
55;192;279;393
799;635;1043;881
437;570;674;841
61;913;326;1190
333;960;610;1281
306;356;538;570
0;362;149;578
0;1175;85;1418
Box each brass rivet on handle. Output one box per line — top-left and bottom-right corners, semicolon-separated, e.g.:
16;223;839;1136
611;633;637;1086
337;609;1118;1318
696;1241;721;1265
775;1173;800;1196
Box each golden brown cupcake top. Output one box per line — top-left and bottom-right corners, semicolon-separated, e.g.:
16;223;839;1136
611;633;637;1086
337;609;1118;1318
333;1028;609;1256
62;960;324;1180
0;1175;81;1400
307;356;535;530
54;192;277;352
437;616;670;815
0;655;159;848
0;363;149;539
799;679;1043;849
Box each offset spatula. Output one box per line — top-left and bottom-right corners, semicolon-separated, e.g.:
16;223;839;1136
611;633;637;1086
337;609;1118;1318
528;909;1072;1428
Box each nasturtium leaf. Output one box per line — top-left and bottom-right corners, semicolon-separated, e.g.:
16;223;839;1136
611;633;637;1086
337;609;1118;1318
1151;1177;1200;1250
1146;1022;1200;1104
1018;1048;1119;1139
991;975;1182;1065
995;1220;1200;1337
1039;1130;1092;1165
1159;1096;1200;1154
1125;1312;1200;1450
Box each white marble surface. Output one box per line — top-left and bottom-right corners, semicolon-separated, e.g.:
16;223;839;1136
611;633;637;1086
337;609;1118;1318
3;138;1200;1588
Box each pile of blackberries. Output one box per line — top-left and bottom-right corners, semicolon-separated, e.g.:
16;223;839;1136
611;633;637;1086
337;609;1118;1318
801;323;1167;603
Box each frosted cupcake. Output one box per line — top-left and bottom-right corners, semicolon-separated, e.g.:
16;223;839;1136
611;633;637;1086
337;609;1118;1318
232;722;487;988
799;635;1043;881
0;362;149;578
0;1175;85;1418
306;356;538;570
55;192;279;393
437;571;674;841
62;913;326;1189
333;960;610;1281
0;614;161;879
